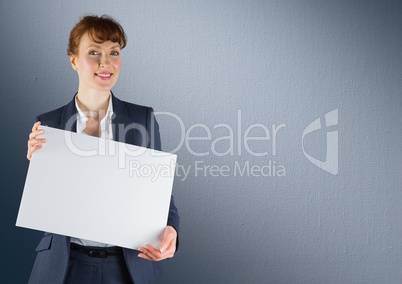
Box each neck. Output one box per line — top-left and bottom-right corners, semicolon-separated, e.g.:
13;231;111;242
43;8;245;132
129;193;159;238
76;90;110;113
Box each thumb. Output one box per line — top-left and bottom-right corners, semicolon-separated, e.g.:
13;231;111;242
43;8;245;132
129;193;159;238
159;230;172;253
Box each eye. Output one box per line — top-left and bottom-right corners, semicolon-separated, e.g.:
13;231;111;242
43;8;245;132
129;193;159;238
110;51;120;56
89;50;99;55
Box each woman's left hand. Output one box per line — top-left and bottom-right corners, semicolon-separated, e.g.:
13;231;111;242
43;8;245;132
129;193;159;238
138;226;177;261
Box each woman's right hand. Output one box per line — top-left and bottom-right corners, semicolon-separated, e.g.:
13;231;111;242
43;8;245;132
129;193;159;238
27;121;46;160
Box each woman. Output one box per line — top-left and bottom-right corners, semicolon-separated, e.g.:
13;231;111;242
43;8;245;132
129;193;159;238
26;15;179;284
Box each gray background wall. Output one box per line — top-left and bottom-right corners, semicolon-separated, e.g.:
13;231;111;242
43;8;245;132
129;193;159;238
1;0;401;283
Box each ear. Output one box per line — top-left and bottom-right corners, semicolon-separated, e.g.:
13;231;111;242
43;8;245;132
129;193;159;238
70;55;78;71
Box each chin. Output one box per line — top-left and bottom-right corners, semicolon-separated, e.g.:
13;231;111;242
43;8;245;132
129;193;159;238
96;83;116;92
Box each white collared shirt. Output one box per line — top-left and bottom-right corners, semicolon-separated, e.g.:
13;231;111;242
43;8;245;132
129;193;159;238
75;95;114;140
70;94;114;247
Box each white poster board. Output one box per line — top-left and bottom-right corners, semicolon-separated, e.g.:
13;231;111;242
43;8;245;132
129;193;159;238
16;126;176;249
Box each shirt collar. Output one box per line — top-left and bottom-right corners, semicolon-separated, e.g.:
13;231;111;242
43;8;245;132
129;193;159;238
75;94;114;133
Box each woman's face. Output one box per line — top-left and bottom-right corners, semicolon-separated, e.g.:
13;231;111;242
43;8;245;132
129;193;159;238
70;32;122;93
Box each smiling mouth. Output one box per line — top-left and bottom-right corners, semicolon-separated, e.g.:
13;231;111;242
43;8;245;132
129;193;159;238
95;72;113;79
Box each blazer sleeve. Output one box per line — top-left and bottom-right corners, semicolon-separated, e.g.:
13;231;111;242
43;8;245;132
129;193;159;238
146;107;180;250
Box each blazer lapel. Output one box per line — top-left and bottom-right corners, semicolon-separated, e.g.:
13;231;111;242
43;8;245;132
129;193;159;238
60;94;78;132
111;93;132;144
59;92;140;146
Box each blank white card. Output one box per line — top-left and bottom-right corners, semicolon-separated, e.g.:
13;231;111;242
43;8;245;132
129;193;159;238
16;126;177;249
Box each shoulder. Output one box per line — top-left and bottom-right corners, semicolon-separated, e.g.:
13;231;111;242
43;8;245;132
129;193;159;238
112;96;156;126
118;98;154;117
36;95;76;129
36;105;67;128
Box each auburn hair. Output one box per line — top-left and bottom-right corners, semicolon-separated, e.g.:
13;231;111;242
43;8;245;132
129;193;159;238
67;15;127;56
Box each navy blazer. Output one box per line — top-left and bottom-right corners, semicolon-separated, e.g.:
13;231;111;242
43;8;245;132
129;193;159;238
28;93;180;284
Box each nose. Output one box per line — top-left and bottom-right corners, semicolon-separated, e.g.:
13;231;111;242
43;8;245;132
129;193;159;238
100;54;110;68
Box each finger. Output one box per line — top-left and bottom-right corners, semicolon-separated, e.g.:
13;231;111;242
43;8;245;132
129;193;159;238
27;122;44;161
160;227;177;252
140;246;174;261
31;121;41;132
163;239;175;254
29;143;43;153
27;140;46;153
29;129;45;140
143;245;161;260
138;248;156;261
161;241;176;257
159;235;174;253
146;244;174;260
27;144;41;160
139;243;175;261
146;244;160;254
28;138;46;147
27;144;43;159
159;238;170;253
27;144;44;155
27;139;46;160
138;253;152;261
